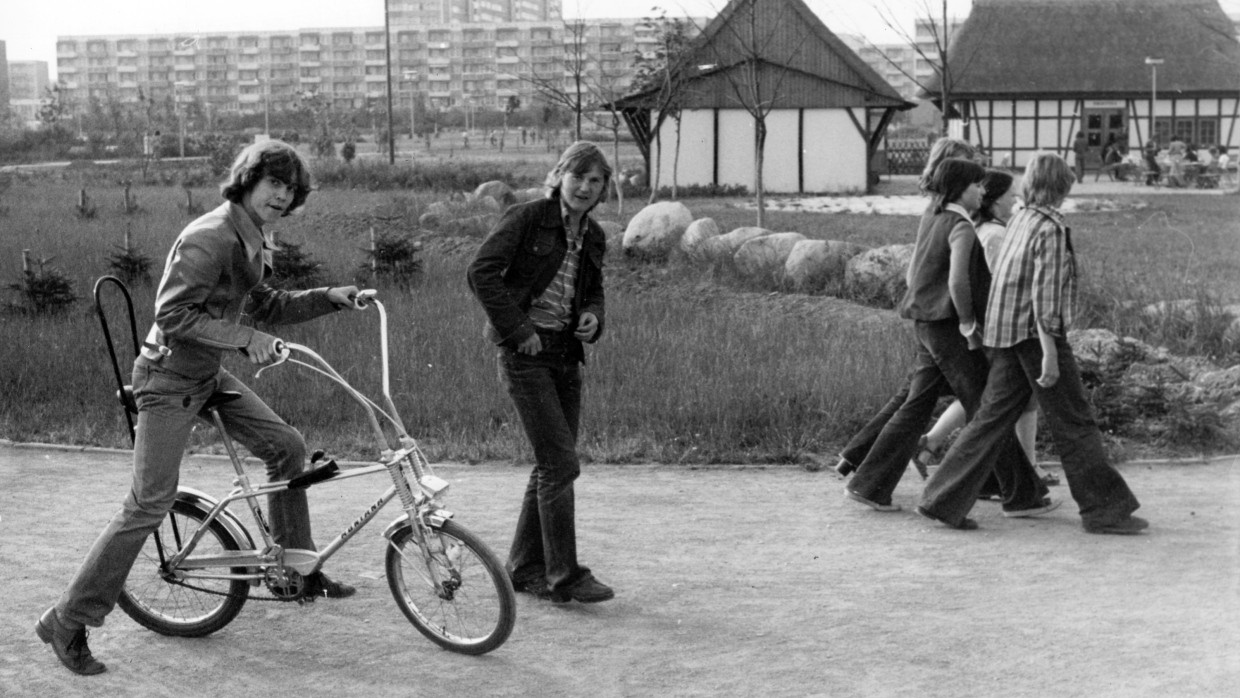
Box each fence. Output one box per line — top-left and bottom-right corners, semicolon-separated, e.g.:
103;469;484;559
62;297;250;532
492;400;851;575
879;138;931;175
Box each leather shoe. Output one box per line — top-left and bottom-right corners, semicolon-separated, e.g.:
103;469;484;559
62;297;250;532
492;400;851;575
845;487;901;512
917;506;979;530
1083;515;1149;535
511;577;551;599
36;607;106;675
549;571;615;604
305;572;356;598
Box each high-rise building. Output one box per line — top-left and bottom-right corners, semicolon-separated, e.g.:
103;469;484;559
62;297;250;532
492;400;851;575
8;61;50;127
387;0;562;26
843;17;963;103
52;12;687;126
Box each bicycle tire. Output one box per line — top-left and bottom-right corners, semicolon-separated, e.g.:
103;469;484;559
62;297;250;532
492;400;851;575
118;499;248;637
385;519;515;655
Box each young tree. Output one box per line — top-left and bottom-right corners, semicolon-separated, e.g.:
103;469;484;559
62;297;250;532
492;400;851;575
698;0;812;227
632;11;696;203
518;19;590;141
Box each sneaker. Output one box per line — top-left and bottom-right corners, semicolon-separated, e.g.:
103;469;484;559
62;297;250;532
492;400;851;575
1083;515;1149;535
304;572;356;598
36;607;106;676
916;506;979;531
844;487;901;512
549;571;615;604
1003;497;1062;518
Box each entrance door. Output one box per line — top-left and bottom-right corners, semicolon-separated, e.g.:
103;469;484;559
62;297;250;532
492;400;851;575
1082;108;1127;168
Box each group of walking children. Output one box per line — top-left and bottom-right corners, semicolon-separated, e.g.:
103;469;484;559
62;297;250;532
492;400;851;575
837;137;1147;535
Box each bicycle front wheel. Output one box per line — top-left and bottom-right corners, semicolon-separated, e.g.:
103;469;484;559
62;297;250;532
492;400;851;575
118;499;248;637
385;519;515;655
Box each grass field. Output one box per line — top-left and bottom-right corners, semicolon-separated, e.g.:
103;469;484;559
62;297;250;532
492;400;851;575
0;172;1236;464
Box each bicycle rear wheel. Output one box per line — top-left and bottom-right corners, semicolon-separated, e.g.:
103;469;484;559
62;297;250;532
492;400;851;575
385;519;515;655
118;499;248;637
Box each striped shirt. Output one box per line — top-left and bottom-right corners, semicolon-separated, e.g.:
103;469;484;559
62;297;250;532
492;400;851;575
527;207;584;331
983;204;1077;348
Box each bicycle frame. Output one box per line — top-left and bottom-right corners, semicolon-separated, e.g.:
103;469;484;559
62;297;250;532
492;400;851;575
162;298;452;588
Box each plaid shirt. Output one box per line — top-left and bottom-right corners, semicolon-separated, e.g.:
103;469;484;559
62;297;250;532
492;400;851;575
983;204;1077;348
527;207;584;331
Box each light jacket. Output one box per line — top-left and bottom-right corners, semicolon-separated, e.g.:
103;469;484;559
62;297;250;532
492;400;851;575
139;201;340;379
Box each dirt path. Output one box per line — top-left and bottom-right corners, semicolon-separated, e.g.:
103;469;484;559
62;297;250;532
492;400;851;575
2;443;1237;697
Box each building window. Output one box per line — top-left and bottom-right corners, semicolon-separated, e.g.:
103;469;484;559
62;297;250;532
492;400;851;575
1197;119;1218;147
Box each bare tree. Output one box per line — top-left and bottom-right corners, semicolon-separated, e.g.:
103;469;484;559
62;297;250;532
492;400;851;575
519;19;590;141
696;0;812;228
862;0;982;135
632;12;696;203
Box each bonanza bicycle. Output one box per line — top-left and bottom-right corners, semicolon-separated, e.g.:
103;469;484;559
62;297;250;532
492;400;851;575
93;277;516;655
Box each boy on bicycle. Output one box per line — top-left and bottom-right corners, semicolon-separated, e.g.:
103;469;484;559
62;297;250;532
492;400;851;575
38;139;363;675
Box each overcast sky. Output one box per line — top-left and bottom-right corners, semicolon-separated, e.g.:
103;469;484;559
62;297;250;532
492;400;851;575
4;0;1240;80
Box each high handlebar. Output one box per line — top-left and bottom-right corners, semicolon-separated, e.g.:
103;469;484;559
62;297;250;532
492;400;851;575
352;289;378;310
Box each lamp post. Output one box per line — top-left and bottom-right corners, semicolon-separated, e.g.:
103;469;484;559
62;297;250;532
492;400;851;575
403;71;419;142
262;76;270;137
174;80;194;158
1144;57;1164;144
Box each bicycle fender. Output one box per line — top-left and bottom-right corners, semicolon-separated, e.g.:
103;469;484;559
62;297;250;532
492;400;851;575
381;510;454;541
176;486;259;556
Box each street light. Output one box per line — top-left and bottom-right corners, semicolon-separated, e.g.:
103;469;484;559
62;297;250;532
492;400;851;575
1144;57;1164;144
262;76;270;137
174;80;195;159
403;71;419;142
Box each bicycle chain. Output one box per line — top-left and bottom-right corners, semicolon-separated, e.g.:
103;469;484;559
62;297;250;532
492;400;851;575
159;576;313;603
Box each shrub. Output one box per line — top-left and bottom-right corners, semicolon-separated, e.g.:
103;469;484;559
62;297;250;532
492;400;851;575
6;263;78;315
357;231;424;289
270;240;326;290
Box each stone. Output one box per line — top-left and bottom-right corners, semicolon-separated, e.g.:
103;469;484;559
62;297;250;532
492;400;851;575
697;227;774;266
734;232;806;282
621;201;694;257
598;220;625;250
784;240;869;293
472;180;517;207
843;244;913;307
680;218;721;261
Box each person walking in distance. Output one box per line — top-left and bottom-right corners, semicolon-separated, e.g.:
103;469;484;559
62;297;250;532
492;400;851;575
918;153;1147;534
1072;131;1088;183
467;141;616;604
37;139;363;676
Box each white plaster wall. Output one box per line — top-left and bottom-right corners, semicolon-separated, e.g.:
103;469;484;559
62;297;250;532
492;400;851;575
652;109;715;192
717;110;755;189
803;109;868;193
761;110;801;193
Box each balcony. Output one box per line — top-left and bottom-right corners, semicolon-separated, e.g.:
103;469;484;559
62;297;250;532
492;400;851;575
428;57;452;67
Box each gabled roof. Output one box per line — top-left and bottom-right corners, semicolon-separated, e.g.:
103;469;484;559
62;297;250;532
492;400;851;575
616;0;911;110
924;0;1240;99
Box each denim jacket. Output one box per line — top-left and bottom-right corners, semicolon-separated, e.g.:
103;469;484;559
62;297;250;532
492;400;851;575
139;201;340;379
466;195;606;364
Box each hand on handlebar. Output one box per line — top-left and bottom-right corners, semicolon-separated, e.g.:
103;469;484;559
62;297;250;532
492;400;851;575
328;286;377;311
243;330;285;365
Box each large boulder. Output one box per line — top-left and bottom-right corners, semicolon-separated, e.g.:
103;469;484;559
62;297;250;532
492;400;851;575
622;201;694;257
697;227;774;266
784;240;869;293
734;232;806;283
680;218;721;261
513;186;545;204
844;244;913;307
472;180;517;207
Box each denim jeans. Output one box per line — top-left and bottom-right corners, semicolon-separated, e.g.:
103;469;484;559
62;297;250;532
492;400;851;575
498;349;586;594
848;320;1045;510
56;364;313;628
920;337;1140;527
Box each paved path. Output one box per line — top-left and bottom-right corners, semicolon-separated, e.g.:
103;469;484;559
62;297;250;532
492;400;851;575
2;443;1237;697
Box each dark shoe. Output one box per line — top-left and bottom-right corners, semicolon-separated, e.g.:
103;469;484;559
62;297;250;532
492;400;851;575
36;607;106;676
1083;515;1149;535
844;487;901;512
1035;465;1061;486
917;506;978;531
833;456;856;477
1003;497;1062;518
304;572;356;598
549;572;615;604
511;576;551;599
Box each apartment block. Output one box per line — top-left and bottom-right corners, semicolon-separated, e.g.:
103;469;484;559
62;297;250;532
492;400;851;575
8;60;50;127
845;17;963;102
52;4;675;124
388;0;562;24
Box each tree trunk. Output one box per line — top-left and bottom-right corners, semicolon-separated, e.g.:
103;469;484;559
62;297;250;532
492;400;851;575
672;113;682;201
755;118;767;229
649;124;662;205
611;119;625;216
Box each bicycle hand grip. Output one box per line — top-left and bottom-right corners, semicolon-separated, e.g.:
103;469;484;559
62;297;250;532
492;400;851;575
352;289;378;310
273;339;290;361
